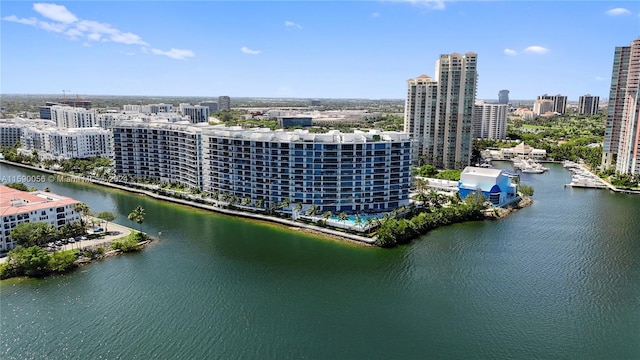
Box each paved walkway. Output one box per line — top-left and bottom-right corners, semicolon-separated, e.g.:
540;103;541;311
0;221;133;263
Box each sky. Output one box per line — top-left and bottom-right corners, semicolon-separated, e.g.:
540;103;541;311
1;1;639;101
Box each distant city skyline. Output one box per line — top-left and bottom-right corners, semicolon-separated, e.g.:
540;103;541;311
2;1;638;100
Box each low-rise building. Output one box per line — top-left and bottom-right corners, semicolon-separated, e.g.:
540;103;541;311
457;167;518;206
0;185;81;252
500;142;547;160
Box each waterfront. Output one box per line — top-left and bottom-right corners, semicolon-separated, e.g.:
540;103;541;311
1;163;639;359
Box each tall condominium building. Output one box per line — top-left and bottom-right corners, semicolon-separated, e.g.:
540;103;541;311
218;96;231;111
498;90;509;104
602;38;640;174
0;185;81;252
113;121;205;189
50;105;97;128
578;95;600;116
404;52;478;169
537;94;567;114
473;101;507;139
201;127;412;214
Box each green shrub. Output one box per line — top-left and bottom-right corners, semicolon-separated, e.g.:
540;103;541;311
48;250;78;272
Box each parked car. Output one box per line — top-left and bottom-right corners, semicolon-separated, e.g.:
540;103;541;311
93;227;104;233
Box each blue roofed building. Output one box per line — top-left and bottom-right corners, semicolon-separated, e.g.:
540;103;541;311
458;167;518;206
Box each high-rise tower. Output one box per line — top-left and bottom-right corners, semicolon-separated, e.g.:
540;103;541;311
405;52;478;169
498;89;509;104
602;37;640;174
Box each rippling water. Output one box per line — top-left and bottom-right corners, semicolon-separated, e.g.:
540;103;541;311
1;163;639;359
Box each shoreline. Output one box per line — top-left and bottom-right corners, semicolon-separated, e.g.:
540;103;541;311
0;160;376;246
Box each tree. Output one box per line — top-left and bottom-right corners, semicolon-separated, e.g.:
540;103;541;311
48;250;77;272
10;222;57;247
128;206;145;232
322;211;332;224
73;203;91;227
58;221;85;239
5;182;29;191
354;214;363;230
96;211;117;232
6;246;50;277
338;211;348;226
306;204;320;217
293;202;303;220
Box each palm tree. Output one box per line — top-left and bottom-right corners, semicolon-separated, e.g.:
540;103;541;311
365;217;374;231
241;197;251;206
322;211;332;225
128;206;145;232
338;211;348;226
354;214;363;230
73;202;91;227
96;211;116;232
279;198;290;210
306;204;320;218
293;202;303;220
256;198;264;209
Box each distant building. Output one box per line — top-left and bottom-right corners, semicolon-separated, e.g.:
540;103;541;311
578;95;600;116
498;90;509;104
404;51;478;169
0;118;56;147
218;96;231;111
473;101;507;139
500;142;546;160
277;116;312;128
181;105;210;123
311;100;322;107
533;99;555;116
149;103;173;114
537;94;567;114
50;105;97;128
21;127;114;160
0;185;81;252
457;167;518;207
602;37;640;174
200;101;219;113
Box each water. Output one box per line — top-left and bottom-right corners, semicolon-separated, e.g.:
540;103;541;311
1;162;639;359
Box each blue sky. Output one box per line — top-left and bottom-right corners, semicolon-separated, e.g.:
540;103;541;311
2;1;639;100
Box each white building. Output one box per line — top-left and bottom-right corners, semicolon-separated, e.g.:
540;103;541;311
50;105;97;128
21;127;113;160
113;120;205;189
473;101;507;139
404;52;478;169
180;105;210;124
533;99;555;116
0;118;54;147
201;126;412;214
0;185;81;252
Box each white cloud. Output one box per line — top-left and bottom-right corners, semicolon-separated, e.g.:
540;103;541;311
3;3;189;59
372;12;381;18
391;0;446;10
524;45;550;54
285;20;302;29
2;15;38;26
151;48;195;60
33;3;78;23
605;8;631;16
241;46;261;55
595;76;604;81
504;48;517;56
